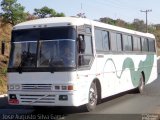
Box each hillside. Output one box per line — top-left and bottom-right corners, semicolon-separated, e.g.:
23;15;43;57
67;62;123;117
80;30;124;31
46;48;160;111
0;55;8;94
0;21;12;94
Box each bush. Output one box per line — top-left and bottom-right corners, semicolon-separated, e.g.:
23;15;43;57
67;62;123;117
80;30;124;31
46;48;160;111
1;67;7;76
0;77;7;94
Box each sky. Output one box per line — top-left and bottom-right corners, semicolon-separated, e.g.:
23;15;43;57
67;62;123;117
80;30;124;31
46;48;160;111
14;0;160;24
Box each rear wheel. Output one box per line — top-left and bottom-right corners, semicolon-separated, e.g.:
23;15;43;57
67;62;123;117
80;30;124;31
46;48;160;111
85;82;98;112
138;73;145;94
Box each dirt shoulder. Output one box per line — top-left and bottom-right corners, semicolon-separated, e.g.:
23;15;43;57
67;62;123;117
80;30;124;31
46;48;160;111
0;55;8;94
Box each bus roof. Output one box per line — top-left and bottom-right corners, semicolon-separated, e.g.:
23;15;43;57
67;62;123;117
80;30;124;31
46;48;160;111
13;17;155;39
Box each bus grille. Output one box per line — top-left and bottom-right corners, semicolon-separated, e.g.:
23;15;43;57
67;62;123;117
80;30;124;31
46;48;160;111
22;84;52;91
19;94;55;104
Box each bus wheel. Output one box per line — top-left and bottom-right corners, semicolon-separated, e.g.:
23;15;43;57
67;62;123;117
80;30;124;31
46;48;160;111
85;82;97;112
138;73;145;94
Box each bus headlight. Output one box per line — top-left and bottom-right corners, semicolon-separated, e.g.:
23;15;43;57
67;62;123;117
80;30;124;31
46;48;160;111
8;84;21;90
15;85;21;90
9;85;14;90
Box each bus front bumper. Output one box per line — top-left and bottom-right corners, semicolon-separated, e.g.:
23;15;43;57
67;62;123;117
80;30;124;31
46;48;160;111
8;91;87;107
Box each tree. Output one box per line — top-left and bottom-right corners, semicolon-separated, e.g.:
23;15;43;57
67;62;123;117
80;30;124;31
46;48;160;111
100;17;116;25
26;13;38;21
132;19;146;32
116;19;127;28
56;12;65;17
34;6;65;18
0;0;27;26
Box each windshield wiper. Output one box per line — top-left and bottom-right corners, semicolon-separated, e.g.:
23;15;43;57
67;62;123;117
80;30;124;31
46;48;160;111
17;51;28;73
17;60;23;74
18;57;25;74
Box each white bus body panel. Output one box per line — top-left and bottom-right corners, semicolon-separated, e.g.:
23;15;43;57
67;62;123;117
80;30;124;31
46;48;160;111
8;72;89;106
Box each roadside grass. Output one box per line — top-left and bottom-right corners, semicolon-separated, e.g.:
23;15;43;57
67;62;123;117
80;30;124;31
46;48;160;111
0;55;8;94
0;68;7;94
0;76;7;94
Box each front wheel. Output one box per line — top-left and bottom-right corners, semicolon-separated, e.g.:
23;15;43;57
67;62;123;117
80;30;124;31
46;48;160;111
138;73;145;94
85;82;98;112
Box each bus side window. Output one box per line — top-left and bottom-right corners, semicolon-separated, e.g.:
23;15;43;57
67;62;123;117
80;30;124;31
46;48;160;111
141;38;149;52
148;39;156;52
78;35;85;53
116;33;122;51
133;36;141;51
78;34;93;67
110;32;117;51
95;29;103;52
128;35;133;51
102;31;110;51
78;35;85;66
123;35;133;51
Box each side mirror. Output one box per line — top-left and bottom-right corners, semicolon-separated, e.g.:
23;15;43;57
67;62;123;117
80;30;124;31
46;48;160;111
78;35;85;53
1;41;5;55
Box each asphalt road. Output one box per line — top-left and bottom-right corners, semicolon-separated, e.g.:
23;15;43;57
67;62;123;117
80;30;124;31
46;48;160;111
0;62;160;120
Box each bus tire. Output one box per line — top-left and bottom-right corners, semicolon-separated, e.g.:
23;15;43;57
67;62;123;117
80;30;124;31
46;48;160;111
85;82;97;112
138;73;145;94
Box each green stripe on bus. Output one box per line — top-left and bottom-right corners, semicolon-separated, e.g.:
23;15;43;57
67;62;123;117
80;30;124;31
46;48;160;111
103;54;154;87
122;54;154;87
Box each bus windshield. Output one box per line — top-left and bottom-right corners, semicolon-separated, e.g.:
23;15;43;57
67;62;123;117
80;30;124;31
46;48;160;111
9;27;76;70
38;39;76;67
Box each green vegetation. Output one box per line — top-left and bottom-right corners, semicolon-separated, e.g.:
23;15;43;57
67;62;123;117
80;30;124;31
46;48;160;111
0;77;7;94
34;6;65;18
0;0;65;26
0;55;8;94
0;0;27;25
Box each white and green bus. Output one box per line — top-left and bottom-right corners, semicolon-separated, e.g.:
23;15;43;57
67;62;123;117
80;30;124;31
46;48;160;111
7;17;157;111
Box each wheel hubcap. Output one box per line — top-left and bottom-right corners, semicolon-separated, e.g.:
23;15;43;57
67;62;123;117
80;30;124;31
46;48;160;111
139;75;144;92
89;88;97;105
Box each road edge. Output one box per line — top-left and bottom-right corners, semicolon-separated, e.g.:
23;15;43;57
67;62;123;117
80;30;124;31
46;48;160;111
0;94;7;98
